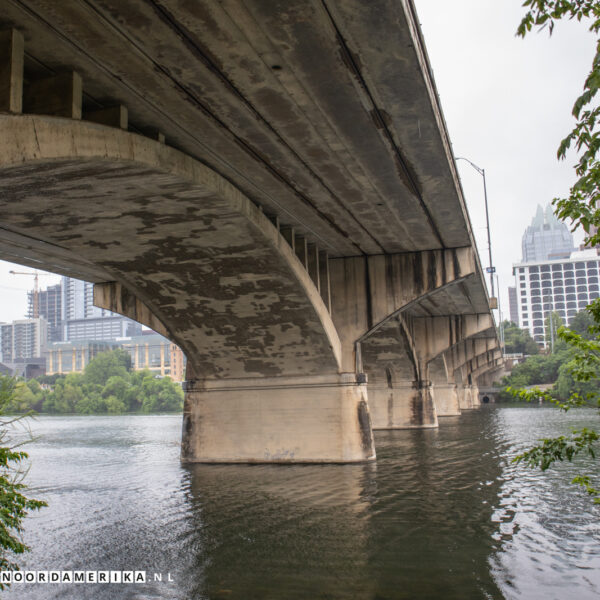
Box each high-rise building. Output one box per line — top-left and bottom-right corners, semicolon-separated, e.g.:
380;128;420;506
28;283;62;342
0;317;48;363
61;276;142;341
512;248;600;344
521;204;575;262
63;316;141;342
61;276;103;321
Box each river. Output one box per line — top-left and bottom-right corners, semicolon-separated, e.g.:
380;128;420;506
4;405;600;599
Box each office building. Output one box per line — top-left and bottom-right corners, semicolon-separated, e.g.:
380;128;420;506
46;333;186;381
0;317;48;363
46;340;119;374
512;248;600;344
61;276;142;341
63;315;141;342
28;283;62;342
521;204;574;262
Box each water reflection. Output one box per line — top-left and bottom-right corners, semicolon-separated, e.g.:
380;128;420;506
182;463;375;599
3;407;599;599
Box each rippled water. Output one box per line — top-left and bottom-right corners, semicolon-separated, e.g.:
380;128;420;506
4;405;600;599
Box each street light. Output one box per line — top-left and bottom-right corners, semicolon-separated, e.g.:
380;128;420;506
456;157;495;299
494;272;505;355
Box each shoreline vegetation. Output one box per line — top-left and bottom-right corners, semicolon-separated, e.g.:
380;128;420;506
2;349;183;416
498;311;598;403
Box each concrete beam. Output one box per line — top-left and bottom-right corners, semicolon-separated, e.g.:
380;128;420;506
445;337;499;373
0;29;23;113
94;280;170;338
413;313;495;365
330;248;476;371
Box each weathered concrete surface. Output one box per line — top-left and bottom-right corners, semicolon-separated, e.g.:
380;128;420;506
361;313;495;428
0;0;475;257
0;0;500;459
182;374;375;463
458;385;479;410
433;383;460;417
0;114;342;379
0;114;379;462
368;380;437;430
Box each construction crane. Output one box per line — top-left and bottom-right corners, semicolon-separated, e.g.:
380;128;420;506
9;270;54;319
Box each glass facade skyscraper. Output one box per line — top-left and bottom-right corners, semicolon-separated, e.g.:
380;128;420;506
521;204;574;262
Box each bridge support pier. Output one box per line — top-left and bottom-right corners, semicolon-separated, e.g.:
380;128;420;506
369;379;437;429
433;382;461;417
457;384;480;410
181;373;376;463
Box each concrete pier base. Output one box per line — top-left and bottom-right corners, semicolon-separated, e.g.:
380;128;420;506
433;383;461;417
181;373;376;463
369;380;438;430
458;384;480;410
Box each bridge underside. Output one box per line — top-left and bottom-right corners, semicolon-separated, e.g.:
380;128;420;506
0;0;500;462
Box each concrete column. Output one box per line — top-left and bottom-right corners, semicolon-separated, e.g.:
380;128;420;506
0;29;24;113
318;250;331;312
458;384;476;410
57;349;62;373
280;226;295;251
47;351;54;375
307;243;319;289
471;384;481;408
160;343;165;376
134;343;139;369
294;233;308;269
181;373;376;463
369;379;437;429
145;343;149;368
433;382;460;417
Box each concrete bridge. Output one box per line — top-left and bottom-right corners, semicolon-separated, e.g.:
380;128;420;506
0;0;500;462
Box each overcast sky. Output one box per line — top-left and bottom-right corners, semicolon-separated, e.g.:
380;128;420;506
415;0;595;318
0;1;596;323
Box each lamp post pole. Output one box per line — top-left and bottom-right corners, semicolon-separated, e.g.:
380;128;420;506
494;272;504;355
456;157;495;298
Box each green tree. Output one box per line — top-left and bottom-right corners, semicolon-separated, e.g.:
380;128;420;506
83;349;131;386
512;1;600;501
140;376;184;413
0;377;46;583
569;309;595;339
74;392;105;415
24;351;184;416
104;395;127;414
102;375;130;402
502;320;540;354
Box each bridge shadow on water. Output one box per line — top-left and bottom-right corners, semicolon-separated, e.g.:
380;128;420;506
178;409;507;600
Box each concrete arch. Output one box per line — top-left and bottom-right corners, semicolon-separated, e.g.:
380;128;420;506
0;114;342;379
0;113;377;464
